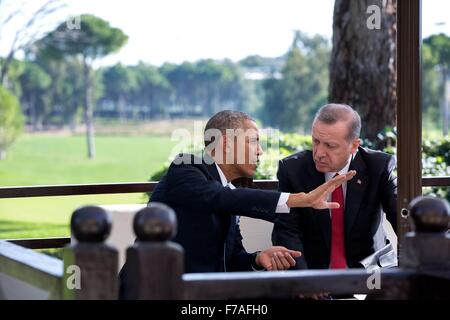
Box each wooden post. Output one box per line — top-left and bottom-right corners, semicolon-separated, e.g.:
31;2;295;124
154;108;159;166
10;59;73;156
400;196;450;299
63;206;118;300
397;0;422;242
124;203;184;300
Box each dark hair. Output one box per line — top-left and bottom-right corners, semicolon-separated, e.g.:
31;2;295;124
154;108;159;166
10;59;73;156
204;110;254;147
313;104;361;141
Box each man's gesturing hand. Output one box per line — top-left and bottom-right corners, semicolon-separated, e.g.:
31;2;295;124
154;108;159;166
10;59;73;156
287;171;356;210
255;246;302;271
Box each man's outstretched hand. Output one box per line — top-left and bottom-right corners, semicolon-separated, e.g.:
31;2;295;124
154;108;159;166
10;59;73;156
255;246;302;271
287;171;356;210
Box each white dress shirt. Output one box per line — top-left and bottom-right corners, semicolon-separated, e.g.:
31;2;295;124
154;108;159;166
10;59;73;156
214;163;290;213
324;154;354;205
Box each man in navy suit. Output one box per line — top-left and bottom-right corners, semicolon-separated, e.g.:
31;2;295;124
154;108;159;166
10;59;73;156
272;104;397;271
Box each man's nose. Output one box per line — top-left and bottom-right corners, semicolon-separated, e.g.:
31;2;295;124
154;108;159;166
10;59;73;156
314;145;326;159
257;143;263;156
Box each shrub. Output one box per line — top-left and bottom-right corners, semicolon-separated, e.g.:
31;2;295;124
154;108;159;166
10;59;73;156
149;130;450;201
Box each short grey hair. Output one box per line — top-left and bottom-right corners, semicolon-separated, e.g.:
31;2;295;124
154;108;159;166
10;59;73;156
204;110;255;147
313;104;361;141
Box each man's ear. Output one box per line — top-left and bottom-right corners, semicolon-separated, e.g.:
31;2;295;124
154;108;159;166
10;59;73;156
351;138;361;153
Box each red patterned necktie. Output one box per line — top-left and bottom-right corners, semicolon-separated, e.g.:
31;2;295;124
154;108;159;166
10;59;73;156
330;178;346;269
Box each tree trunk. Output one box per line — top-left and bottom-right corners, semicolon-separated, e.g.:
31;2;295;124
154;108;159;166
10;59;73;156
83;57;96;159
0;148;6;160
0;51;14;87
442;69;449;137
29;95;38;132
329;0;397;141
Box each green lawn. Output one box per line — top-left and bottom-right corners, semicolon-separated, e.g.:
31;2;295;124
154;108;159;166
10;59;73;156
0;134;176;239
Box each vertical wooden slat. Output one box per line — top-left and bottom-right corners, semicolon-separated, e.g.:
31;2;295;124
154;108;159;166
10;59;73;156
121;205;184;300
63;206;118;300
397;0;422;242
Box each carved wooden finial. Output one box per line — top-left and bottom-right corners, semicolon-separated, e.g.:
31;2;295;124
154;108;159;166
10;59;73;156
409;196;450;233
71;206;112;243
133;203;177;242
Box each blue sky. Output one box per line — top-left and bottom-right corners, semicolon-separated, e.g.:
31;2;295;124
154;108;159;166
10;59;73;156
1;0;450;67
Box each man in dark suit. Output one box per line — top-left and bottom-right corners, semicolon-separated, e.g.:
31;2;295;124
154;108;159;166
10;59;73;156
272;104;397;270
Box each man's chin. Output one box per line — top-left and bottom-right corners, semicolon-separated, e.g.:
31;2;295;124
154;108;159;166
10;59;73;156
315;163;329;173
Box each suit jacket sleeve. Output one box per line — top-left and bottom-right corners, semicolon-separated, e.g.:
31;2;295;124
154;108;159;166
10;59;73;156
165;162;282;222
227;221;257;272
271;160;308;269
379;155;398;233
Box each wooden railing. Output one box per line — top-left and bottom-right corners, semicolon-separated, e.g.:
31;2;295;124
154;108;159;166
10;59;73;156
1;177;449;250
119;199;450;300
7;238;71;250
181;269;416;299
1;197;448;300
0;240;63;299
0;177;449;199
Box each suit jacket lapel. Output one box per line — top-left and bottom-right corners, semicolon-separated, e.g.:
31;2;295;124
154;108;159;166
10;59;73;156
203;155;222;183
305;157;331;250
345;150;368;235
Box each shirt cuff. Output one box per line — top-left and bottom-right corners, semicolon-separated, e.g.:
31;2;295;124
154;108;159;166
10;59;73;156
275;192;290;213
251;251;265;271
